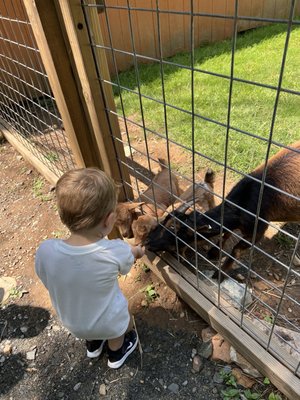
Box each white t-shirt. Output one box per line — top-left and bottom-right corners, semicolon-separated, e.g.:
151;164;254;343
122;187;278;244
35;238;134;340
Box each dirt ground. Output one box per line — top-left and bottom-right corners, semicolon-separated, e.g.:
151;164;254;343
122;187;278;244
0;141;296;399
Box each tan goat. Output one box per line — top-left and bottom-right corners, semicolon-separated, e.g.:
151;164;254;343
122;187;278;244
115;158;181;240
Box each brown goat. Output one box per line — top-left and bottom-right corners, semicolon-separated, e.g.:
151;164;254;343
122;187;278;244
166;168;216;214
146;141;300;280
115;158;181;240
132;168;216;245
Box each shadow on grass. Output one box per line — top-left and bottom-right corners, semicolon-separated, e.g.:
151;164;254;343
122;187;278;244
113;23;292;94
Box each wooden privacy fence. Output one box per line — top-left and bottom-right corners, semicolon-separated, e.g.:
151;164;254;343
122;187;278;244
100;0;300;74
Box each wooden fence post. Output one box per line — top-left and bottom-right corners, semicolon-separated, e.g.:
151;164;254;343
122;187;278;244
54;0;133;201
23;0;132;203
22;0;87;170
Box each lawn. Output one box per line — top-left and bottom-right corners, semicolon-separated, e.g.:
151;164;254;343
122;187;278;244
113;23;300;176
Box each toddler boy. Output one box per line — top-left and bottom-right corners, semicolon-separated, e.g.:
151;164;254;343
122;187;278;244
35;168;144;369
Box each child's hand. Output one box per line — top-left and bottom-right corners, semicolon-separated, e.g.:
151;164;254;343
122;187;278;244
131;245;145;259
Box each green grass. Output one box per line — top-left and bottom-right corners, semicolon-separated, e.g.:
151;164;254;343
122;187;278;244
114;23;300;176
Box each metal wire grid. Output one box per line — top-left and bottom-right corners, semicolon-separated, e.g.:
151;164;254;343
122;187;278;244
0;0;75;176
82;0;300;374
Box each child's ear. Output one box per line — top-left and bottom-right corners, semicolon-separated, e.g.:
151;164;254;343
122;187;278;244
105;211;115;227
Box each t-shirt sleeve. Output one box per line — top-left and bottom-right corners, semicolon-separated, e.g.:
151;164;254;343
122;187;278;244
35;245;49;289
112;239;134;275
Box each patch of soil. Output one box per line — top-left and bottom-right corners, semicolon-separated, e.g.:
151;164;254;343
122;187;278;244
0;141;292;399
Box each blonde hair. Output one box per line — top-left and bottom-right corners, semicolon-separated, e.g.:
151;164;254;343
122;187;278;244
55;168;118;232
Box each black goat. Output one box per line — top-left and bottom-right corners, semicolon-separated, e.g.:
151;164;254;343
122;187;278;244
146;141;300;279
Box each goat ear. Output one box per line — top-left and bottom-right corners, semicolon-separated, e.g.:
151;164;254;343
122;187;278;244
127;202;145;211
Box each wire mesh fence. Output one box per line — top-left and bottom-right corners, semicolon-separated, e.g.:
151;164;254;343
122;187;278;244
82;0;300;377
0;0;75;177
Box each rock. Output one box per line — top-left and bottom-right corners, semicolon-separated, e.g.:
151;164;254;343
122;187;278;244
191;348;197;358
197;341;213;359
20;326;28;333
168;383;179;394
192;355;203;372
213;366;232;384
212;371;223;384
230;347;262;378
201;326;217;343
3;344;12;354
211;334;231;363
273;272;281;281
0;356;5;363
99;383;106;396
231;368;256;388
293;253;300;267
253;281;270;291
143;346;153;353
26;348;37;361
223;365;232;374
182;380;188;386
220;280;253;310
0;276;17;304
73;382;81;391
52;325;60;332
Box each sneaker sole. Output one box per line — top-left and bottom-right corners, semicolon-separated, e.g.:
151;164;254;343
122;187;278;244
87;340;106;358
107;336;138;369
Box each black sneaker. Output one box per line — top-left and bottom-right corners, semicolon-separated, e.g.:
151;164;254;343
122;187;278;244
107;330;138;369
86;339;106;358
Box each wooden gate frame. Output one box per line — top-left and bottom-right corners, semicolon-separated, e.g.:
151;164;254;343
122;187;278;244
15;2;300;398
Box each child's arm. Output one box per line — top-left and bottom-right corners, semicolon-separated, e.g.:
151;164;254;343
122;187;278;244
130;244;145;260
116;240;144;275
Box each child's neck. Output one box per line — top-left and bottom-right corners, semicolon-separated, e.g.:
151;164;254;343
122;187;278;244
65;229;105;246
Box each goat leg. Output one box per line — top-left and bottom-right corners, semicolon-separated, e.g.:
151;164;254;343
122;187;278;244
212;236;252;280
208;231;231;260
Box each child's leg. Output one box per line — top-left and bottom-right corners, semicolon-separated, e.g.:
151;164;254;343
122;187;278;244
108;335;125;351
108;314;133;351
107;313;138;369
